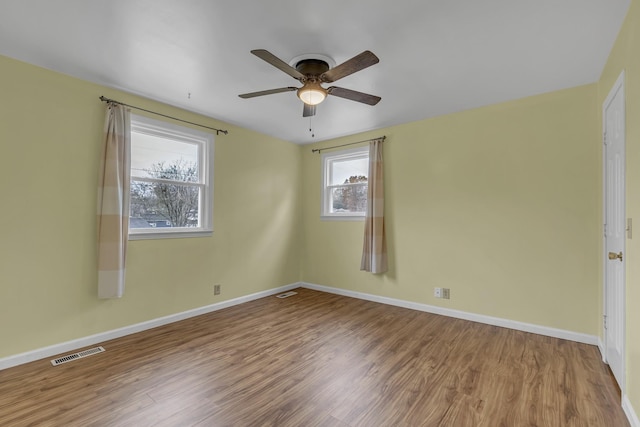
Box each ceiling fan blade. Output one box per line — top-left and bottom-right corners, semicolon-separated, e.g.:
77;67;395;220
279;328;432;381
320;51;379;83
251;49;305;81
303;103;316;117
327;87;381;105
239;87;297;99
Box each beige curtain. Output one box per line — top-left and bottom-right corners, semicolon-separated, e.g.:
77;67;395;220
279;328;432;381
97;103;130;298
361;139;388;273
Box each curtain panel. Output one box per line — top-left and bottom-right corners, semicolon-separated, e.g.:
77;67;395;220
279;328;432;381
360;139;388;274
97;103;130;298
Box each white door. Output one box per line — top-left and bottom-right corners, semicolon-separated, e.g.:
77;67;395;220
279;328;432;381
603;71;626;389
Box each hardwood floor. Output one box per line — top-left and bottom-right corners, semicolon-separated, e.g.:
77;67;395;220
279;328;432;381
0;288;629;426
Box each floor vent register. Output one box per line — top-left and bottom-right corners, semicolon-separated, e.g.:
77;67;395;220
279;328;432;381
51;346;105;366
275;291;298;299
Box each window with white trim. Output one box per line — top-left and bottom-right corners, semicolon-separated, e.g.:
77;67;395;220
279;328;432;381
321;146;369;220
129;114;213;239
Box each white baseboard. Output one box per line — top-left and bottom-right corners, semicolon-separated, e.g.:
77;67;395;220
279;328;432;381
300;282;599;346
624;395;640;427
5;280;634;424
598;337;606;362
0;282;301;371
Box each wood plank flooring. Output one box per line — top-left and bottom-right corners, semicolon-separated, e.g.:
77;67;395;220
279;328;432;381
0;288;629;426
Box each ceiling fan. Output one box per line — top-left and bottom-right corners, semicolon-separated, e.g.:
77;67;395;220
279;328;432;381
239;49;381;117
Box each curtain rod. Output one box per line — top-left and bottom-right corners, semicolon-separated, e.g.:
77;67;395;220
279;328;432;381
99;96;229;135
311;136;386;153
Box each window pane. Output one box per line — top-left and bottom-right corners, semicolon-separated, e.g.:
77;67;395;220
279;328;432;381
130;180;199;228
330;157;368;186
131;132;199;182
331;185;368;213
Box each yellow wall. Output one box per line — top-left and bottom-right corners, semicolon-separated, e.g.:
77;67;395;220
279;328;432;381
1;12;636;416
0;55;303;359
302;84;601;335
599;0;640;414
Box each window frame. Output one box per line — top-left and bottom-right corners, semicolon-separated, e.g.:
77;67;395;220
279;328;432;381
321;146;369;221
128;114;214;240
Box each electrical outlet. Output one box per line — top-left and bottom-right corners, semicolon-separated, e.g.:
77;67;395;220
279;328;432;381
434;287;441;298
214;284;221;295
442;288;450;299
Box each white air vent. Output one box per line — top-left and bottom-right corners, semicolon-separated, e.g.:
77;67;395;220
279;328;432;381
276;291;298;299
51;346;105;366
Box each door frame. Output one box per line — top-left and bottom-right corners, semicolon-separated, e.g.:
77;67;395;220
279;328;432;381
602;69;626;391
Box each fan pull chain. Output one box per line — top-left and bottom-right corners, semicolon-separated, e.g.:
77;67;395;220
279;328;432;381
309;115;315;138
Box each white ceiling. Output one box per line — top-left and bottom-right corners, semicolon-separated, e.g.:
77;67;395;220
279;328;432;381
0;0;630;144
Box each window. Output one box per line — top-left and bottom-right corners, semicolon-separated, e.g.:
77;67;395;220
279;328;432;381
129;114;213;239
321;146;369;220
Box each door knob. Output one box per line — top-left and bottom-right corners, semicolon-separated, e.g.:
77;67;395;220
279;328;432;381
608;251;623;261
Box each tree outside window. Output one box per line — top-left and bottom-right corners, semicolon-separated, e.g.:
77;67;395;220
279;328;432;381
332;175;368;213
130;159;199;228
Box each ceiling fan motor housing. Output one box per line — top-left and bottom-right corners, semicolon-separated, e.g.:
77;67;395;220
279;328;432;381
295;59;330;78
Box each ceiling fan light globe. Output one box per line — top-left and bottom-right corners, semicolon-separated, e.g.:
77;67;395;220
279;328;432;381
298;86;326;106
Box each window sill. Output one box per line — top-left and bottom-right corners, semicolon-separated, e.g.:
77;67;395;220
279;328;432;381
320;215;365;222
129;229;213;240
